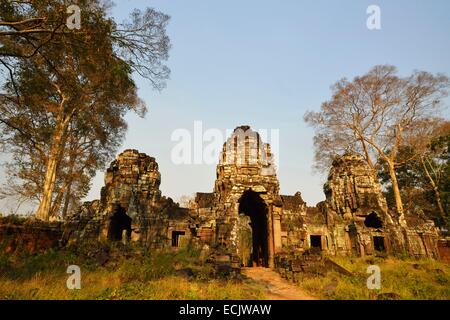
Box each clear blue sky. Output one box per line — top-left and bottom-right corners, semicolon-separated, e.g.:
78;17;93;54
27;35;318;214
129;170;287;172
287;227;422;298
2;0;450;213
82;0;450;206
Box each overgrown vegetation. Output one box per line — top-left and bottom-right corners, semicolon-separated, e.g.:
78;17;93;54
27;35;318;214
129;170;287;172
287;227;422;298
0;243;265;300
301;256;450;300
1;241;449;300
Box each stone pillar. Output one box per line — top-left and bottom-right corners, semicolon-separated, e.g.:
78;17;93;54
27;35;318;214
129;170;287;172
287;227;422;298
267;206;275;268
273;213;282;253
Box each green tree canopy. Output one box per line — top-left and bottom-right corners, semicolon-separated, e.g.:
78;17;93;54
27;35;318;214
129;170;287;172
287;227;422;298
0;0;171;220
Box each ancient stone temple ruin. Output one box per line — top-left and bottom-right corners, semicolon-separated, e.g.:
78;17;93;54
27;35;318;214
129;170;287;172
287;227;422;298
63;150;187;247
62;125;441;267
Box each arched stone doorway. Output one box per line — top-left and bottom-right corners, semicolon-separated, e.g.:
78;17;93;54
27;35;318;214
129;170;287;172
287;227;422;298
107;205;132;241
238;190;269;267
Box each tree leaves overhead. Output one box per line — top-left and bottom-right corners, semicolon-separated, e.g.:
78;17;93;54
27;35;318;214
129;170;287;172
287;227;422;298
0;0;171;220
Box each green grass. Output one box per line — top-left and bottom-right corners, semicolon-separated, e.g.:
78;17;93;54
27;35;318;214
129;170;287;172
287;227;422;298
0;243;266;300
300;256;450;300
3;241;447;300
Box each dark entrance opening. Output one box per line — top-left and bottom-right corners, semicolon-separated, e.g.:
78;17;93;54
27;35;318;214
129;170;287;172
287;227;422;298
172;231;185;247
310;235;322;250
364;212;383;229
238;190;269;267
108;205;131;241
373;236;385;252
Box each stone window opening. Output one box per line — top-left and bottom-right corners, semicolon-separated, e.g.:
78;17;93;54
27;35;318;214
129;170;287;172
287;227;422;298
107;205;131;241
310;235;322;250
238;190;269;267
364;212;383;229
172;230;185;247
373;236;386;252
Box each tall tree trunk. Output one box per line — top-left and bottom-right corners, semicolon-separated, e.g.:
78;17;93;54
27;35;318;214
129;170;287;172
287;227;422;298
36;152;59;220
421;157;446;218
61;180;73;219
35;121;67;221
61;140;78;219
50;185;65;218
387;161;406;226
362;135;406;225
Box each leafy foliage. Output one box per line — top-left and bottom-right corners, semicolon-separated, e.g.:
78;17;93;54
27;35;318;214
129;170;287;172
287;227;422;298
378;125;450;230
0;1;171;220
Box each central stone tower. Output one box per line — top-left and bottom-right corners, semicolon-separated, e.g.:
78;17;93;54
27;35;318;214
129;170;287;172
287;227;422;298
213;126;283;267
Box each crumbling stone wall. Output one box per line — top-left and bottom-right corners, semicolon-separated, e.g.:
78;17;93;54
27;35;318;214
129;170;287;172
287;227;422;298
324;154;388;219
278;193;307;250
1;125;443;266
63;149;179;247
310;154;439;259
61;128;441;265
0;217;62;253
191;131;440;264
211;126;282;267
101;149;164;244
438;238;450;263
191;193;216;244
62;149;214;250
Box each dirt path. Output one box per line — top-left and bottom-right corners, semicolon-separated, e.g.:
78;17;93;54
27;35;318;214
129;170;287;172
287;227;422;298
241;267;317;300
